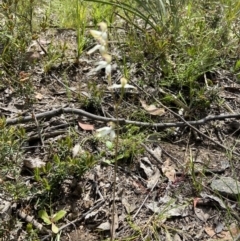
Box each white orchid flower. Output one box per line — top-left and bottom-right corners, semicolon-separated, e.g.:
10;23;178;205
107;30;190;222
96;122;116;140
87;38;107;55
89;22;108;41
87;43;106;55
94;53;112;77
108;78;136;90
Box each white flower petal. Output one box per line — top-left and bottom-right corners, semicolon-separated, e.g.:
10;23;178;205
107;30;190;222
89;30;108;41
105;64;111;76
102;54;112;63
108;84;122;89
96;127;112;138
99;45;107;54
107;83;136;89
94;64;107;72
101;32;108;41
98;22;108;31
94;60;107;66
87;44;101;55
124;84;137;89
96;126;116;139
109;130;116;140
90;30;102;38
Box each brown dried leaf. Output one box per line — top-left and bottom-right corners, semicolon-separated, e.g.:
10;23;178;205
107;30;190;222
78;122;94;131
140;99;165;116
205;226;216;237
205;226;233;240
162;158;176;182
218;231;233;240
122;197;137;214
19;71;30;82
35;92;43;100
230;223;240;236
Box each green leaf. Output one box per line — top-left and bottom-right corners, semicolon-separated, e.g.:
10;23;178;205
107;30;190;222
34;168;41;181
235;60;240;71
117;153;125;160
42;178;51;191
52;210;66;222
51;223;59;233
26;223;33;233
106;141;113;150
38;210;51;225
103;159;112;164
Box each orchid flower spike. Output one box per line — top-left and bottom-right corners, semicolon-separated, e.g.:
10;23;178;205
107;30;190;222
96;122;116;140
108;78;137;90
89;22;108;42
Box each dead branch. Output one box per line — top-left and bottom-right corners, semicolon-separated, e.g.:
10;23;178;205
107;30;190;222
135;83;240;157
5;107;240;157
5;107;240;128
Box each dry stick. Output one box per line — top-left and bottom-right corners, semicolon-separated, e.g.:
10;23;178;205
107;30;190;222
50;73;79;95
132;180;159;219
32;110;45;147
36;39;48;56
41;200;105;241
6;107;240;128
137;85;240;157
111;122;119;241
6;107;240;157
110;88;124;241
141;143;163;165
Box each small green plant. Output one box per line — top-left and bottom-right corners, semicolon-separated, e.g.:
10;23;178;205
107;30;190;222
38;209;66;233
188;149;204;194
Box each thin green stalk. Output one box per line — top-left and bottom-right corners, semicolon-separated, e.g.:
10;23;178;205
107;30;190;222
111;87;125;240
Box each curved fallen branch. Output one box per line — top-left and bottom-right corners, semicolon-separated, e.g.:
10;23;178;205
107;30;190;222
5;107;240;157
5;107;240;128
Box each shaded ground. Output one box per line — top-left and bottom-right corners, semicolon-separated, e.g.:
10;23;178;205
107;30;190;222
1;24;240;241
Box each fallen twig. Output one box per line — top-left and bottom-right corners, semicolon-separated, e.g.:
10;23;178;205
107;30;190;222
133;180;159;219
32;110;45;147
135;84;240;157
6;107;240;128
141;143;163;165
5;107;240;156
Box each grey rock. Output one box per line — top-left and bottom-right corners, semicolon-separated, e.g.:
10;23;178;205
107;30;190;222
211;177;240;199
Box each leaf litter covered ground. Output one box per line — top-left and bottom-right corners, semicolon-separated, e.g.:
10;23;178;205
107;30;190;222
1;2;240;241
